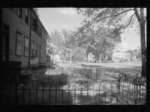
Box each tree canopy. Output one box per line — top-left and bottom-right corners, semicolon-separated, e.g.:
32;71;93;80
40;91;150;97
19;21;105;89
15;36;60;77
76;8;147;77
47;8;146;77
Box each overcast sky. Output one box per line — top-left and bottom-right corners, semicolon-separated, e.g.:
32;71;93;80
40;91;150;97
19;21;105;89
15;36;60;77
38;8;141;50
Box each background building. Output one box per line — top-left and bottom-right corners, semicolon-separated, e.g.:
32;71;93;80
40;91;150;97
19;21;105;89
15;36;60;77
112;51;131;62
112;42;131;62
88;53;95;62
1;8;49;69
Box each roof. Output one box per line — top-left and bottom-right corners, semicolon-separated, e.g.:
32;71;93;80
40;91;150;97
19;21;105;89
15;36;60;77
31;8;49;36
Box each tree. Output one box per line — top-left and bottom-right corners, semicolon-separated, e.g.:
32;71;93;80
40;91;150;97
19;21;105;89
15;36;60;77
134;8;147;77
75;20;121;62
48;30;64;62
49;29;84;62
71;47;87;61
61;30;79;62
77;8;147;77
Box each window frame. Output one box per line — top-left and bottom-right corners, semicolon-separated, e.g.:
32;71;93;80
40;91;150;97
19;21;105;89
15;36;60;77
25;8;29;25
39;45;41;59
33;18;38;31
16;32;23;56
37;43;38;57
24;36;29;57
31;41;34;58
17;8;22;18
34;42;37;57
35;43;38;57
31;14;38;32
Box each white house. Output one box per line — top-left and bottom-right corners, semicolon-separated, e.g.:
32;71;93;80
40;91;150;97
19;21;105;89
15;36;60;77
112;51;131;62
112;42;131;62
88;53;95;62
53;54;61;62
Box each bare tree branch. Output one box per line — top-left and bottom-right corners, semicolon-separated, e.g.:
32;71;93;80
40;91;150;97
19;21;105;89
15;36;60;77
140;8;145;24
134;8;141;24
123;13;135;29
78;8;136;35
113;13;135;32
113;8;134;17
81;9;134;31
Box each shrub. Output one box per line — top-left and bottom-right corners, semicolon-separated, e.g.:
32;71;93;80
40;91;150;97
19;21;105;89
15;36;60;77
30;73;69;87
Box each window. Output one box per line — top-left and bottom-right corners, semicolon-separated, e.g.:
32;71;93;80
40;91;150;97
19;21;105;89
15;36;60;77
41;28;43;38
31;41;34;57
25;8;29;24
37;43;38;56
24;37;29;56
17;8;22;18
34;42;36;57
37;22;42;37
39;45;41;59
2;24;9;61
35;43;38;57
16;32;23;56
31;14;38;31
33;18;38;31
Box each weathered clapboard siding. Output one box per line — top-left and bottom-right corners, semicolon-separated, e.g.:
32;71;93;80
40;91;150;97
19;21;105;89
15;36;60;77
2;8;48;68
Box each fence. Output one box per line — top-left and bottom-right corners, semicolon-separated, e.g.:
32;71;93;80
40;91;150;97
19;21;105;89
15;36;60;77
1;65;146;105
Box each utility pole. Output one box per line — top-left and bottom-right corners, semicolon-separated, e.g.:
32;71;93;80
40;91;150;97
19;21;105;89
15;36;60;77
28;8;32;69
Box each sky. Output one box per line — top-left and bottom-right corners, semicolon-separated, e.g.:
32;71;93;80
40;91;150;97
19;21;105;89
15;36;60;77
38;8;84;32
38;8;141;50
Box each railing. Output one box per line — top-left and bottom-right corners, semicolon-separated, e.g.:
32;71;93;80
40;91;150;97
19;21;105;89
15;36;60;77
1;65;146;105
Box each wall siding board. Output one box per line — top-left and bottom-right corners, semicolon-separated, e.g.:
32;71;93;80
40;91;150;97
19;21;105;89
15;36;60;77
2;8;48;68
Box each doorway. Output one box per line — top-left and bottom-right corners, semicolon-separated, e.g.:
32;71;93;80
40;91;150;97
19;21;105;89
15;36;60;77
1;24;9;62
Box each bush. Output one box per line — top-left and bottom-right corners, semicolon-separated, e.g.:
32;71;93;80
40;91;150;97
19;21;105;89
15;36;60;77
31;65;47;70
79;68;93;80
31;73;69;87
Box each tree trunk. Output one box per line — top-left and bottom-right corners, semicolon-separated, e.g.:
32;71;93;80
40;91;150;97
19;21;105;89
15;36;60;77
140;21;146;77
140;12;147;104
134;8;146;78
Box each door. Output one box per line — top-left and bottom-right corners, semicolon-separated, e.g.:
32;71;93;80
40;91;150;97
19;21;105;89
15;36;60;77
1;24;9;62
